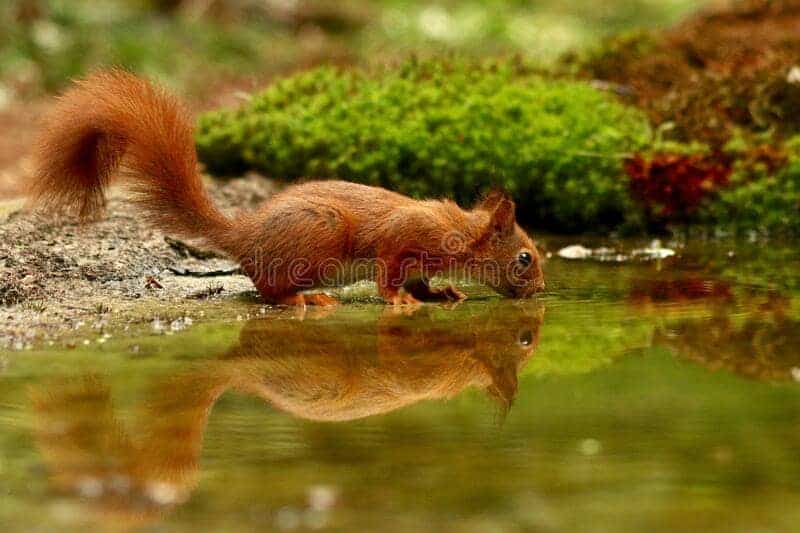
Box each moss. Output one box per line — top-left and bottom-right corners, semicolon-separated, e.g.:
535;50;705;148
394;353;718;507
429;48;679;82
197;59;651;232
701;154;800;238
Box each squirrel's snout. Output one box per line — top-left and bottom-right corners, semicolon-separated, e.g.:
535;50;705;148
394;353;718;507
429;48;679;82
522;279;546;297
509;280;545;299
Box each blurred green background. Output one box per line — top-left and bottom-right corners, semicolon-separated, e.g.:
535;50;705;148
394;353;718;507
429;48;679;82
0;0;701;100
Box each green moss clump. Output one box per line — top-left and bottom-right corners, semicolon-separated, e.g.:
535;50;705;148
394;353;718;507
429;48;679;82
699;136;800;238
196;60;651;232
704;162;800;238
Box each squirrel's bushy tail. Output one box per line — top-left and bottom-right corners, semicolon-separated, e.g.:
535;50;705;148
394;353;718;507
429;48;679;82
28;69;234;252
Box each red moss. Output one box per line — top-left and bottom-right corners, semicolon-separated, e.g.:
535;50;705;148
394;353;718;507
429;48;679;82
625;153;732;222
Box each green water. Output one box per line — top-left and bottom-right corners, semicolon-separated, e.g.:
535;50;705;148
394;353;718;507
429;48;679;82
2;237;800;532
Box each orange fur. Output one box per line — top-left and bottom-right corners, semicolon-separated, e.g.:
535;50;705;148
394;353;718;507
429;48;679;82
29;70;545;305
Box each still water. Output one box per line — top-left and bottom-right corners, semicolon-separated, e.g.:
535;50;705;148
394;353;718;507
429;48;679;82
1;237;800;532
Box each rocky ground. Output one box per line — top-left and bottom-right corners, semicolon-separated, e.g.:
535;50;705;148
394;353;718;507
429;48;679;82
0;174;289;350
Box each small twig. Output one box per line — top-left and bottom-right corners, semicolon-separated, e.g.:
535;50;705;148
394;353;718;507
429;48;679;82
188;286;225;300
145;276;164;289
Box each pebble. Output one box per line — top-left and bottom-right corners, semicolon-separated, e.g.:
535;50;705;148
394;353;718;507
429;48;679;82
557;244;593;260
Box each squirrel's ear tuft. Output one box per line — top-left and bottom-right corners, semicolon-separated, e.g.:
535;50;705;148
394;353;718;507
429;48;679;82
484;359;519;422
488;195;516;235
476;189;510;212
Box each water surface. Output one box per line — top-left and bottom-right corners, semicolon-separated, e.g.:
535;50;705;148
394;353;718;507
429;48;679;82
2;237;800;532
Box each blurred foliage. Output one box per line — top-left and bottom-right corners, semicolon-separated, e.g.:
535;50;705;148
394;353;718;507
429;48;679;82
196;59;652;231
0;0;703;98
568;1;800;147
566;0;800;237
698;137;800;238
351;0;699;59
6;0;800;240
0;0;352;96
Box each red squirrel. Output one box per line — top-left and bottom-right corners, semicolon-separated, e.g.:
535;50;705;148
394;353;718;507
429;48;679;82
28;70;545;306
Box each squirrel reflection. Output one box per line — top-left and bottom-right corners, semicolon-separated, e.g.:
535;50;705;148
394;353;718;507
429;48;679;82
30;302;543;524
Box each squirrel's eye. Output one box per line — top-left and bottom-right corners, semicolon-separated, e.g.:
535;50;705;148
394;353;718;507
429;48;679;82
518;330;533;346
518;251;532;267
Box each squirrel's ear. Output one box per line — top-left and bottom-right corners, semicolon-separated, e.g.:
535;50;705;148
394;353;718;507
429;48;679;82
475;189;505;211
488;195;516;235
476;189;507;212
483;359;519;420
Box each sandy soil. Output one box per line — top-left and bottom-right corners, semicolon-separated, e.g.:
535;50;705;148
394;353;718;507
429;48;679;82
0;174;283;349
